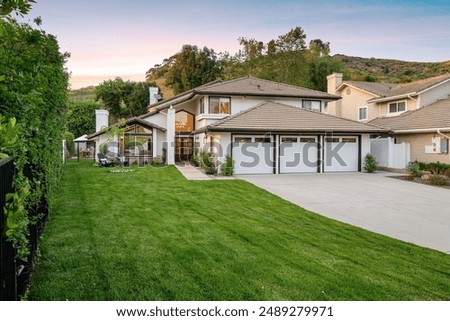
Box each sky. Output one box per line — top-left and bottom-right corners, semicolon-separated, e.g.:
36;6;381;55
18;0;450;89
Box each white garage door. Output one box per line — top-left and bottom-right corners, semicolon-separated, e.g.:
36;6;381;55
280;136;318;173
233;136;274;174
324;136;359;172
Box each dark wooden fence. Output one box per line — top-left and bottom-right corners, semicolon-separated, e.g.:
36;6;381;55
0;158;49;301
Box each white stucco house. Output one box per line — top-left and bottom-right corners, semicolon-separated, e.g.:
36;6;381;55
88;76;388;174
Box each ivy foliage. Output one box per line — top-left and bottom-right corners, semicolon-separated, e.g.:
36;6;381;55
0;18;69;260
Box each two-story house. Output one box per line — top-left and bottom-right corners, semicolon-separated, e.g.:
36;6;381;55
89;76;387;174
327;73;450;165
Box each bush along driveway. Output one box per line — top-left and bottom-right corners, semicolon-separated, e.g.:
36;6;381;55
27;160;450;300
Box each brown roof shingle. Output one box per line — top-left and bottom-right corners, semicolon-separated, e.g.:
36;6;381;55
205;101;388;133
369;97;450;131
195;76;340;100
343;81;397;97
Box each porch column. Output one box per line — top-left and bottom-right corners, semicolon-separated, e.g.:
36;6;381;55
152;130;158;158
167;106;175;165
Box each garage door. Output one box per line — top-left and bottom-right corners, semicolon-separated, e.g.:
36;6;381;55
279;136;318;173
233;136;274;174
324;136;359;172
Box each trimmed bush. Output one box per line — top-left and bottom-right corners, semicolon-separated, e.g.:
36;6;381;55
363;153;378;173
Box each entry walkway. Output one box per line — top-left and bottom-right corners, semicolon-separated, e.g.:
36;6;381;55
176;163;211;180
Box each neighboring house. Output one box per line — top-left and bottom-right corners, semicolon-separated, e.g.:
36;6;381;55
326;73;450;167
369;98;450;164
88;76;388;174
326;73;450;122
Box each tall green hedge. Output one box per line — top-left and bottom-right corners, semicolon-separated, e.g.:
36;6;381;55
0;18;69;259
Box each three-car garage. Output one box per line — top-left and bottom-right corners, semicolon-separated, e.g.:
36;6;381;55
232;135;360;174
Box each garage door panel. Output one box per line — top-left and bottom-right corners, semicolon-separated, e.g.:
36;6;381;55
324;137;358;172
280;138;318;173
233;142;274;174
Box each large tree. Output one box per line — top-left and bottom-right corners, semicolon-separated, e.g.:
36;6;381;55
95;78;159;118
66;101;98;137
0;0;35;17
148;45;223;95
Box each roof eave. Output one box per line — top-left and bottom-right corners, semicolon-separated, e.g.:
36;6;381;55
369;93;417;104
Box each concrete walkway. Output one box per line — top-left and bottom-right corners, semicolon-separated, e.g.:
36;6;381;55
238;172;450;253
176;163;211;180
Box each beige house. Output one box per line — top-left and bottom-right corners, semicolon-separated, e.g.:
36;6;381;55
326;73;450;165
326;73;450;122
370;98;450;164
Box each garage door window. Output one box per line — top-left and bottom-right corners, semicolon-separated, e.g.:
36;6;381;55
300;137;316;143
325;137;339;143
342;137;357;143
255;137;272;143
234;137;252;143
281;137;298;143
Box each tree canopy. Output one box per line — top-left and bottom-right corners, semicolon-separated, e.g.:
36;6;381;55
147;26;343;95
95;78;160;119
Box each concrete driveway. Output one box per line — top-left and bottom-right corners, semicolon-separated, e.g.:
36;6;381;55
238;172;450;253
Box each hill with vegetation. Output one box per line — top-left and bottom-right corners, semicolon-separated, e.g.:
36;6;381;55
334;54;450;83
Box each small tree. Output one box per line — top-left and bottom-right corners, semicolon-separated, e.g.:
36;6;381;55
364;153;378;173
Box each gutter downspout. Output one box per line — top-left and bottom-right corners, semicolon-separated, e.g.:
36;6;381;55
437;129;450;140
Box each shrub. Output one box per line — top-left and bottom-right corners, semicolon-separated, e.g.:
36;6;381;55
63;132;75;155
196;151;216;175
220;155;234;176
428;162;450;177
363;153;378;173
431;174;448;186
407;162;422;178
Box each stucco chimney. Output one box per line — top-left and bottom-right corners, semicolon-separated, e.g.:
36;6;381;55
149;87;160;106
95;109;109;132
327;73;343;95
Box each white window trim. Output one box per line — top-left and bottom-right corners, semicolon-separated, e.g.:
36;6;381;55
358;106;368;121
387;100;407;115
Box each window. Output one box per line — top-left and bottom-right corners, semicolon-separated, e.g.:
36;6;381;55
302;100;321;112
358;106;368;121
255;137;271;143
175;110;194;133
209;97;231;114
325;137;339;143
300;137;316;143
234;137;252;143
389;101;406;113
199;97;205;114
342;137;357;143
281;137;298;143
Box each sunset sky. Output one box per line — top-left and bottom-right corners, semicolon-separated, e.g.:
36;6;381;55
21;0;450;89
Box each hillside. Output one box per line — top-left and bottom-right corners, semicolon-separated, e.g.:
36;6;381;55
334;54;450;83
70;55;450;100
68;86;96;102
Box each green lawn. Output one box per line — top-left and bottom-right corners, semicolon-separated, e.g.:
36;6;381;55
28;160;450;300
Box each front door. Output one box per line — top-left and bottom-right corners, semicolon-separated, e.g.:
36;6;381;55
175;137;193;162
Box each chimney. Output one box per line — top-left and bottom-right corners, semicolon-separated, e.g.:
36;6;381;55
95;109;109;132
327;73;343;95
149;87;159;106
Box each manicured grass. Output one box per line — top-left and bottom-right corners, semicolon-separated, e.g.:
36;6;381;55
28;160;450;300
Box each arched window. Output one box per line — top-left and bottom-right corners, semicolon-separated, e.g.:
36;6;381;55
175;110;194;133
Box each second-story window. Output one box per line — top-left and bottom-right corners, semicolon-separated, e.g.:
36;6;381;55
358;106;368;121
209;97;231;114
302;100;321;112
389;101;406;113
199;97;205;114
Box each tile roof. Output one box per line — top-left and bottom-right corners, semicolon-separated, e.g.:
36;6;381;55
339;74;450;102
88;117;166;139
195;76;340;100
205;101;388;133
343;81;397;97
149;76;340;111
369;97;450;131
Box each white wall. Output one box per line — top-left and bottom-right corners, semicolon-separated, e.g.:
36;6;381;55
370;137;410;169
143;112;167;129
